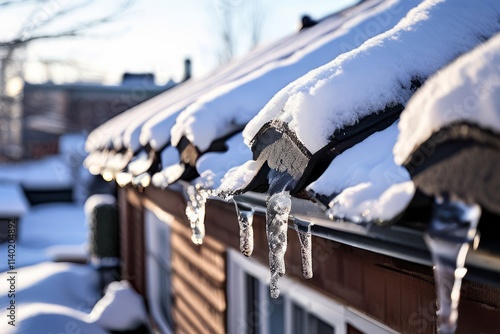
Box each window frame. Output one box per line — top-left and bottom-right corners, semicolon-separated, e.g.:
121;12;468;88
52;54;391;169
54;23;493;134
227;249;397;334
144;209;174;334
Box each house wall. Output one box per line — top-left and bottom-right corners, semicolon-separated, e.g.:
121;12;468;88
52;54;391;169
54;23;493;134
120;186;500;334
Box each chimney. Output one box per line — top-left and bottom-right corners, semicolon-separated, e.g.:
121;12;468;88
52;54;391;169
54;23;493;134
182;58;192;82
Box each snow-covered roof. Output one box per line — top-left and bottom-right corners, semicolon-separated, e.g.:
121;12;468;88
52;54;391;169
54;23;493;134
169;0;417;153
394;32;500;165
0;155;73;190
244;0;500;154
0;182;30;217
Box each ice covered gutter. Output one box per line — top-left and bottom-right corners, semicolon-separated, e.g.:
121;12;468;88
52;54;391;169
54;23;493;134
392;34;500;334
394;33;500;166
169;0;418;153
307;123;415;224
245;0;500;154
217;0;500;299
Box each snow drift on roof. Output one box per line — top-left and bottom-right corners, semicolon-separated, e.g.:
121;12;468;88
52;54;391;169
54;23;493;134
244;0;500;154
394;33;500;165
307;123;415;223
170;0;418;152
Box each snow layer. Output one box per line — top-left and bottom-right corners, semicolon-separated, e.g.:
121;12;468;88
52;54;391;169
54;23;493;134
245;0;500;154
194;133;253;189
0;263;147;333
0;203;88;271
0;155;73;190
394;33;500;164
307;123;415;222
141;0;390;152
0;262;103;334
88;280;148;331
216;160;264;199
171;0;418;152
0;182;30;217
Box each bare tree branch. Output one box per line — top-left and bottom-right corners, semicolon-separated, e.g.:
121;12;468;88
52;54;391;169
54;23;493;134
0;0;35;7
0;0;133;48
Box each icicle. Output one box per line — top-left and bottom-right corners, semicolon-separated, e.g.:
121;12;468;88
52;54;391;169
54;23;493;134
424;198;481;334
294;219;313;279
266;191;292;299
185;185;210;245
234;200;255;257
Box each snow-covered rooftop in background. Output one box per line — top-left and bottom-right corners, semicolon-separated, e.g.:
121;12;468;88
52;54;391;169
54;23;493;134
244;0;500;154
0;263;147;333
0;155;73;190
394;32;500;165
169;0;418;153
307;123;415;223
0;182;30;217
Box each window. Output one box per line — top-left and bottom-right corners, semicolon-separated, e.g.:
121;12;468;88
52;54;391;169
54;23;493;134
145;209;174;334
227;249;396;334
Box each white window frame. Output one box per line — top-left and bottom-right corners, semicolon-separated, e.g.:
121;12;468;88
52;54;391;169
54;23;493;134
144;209;174;334
227;249;397;334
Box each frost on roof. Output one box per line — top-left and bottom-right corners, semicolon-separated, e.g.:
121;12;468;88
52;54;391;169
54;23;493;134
307;123;415;223
394;33;500;165
170;0;417;152
244;0;500;154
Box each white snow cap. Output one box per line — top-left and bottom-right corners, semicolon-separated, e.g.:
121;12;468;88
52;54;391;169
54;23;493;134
170;0;418;152
308;123;415;222
84;194;116;216
244;0;500;154
394;33;500;164
88;280;148;331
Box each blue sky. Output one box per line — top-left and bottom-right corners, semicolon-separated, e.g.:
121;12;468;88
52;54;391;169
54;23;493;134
1;0;357;84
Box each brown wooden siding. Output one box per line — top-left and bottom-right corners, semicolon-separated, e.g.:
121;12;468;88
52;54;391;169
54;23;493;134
136;186;500;334
119;187;147;298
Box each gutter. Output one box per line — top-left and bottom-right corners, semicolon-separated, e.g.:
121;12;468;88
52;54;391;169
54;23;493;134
231;192;500;286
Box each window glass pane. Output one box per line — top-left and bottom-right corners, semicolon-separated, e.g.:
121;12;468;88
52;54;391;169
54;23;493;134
309;314;335;334
159;264;173;326
347;323;365;334
267;290;284;334
292;303;306;334
245;274;260;334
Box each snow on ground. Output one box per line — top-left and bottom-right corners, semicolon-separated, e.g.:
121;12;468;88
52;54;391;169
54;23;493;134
307;123;415;223
244;0;500;154
394;33;500;164
0;203;88;271
170;0;418;153
0;263;147;333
